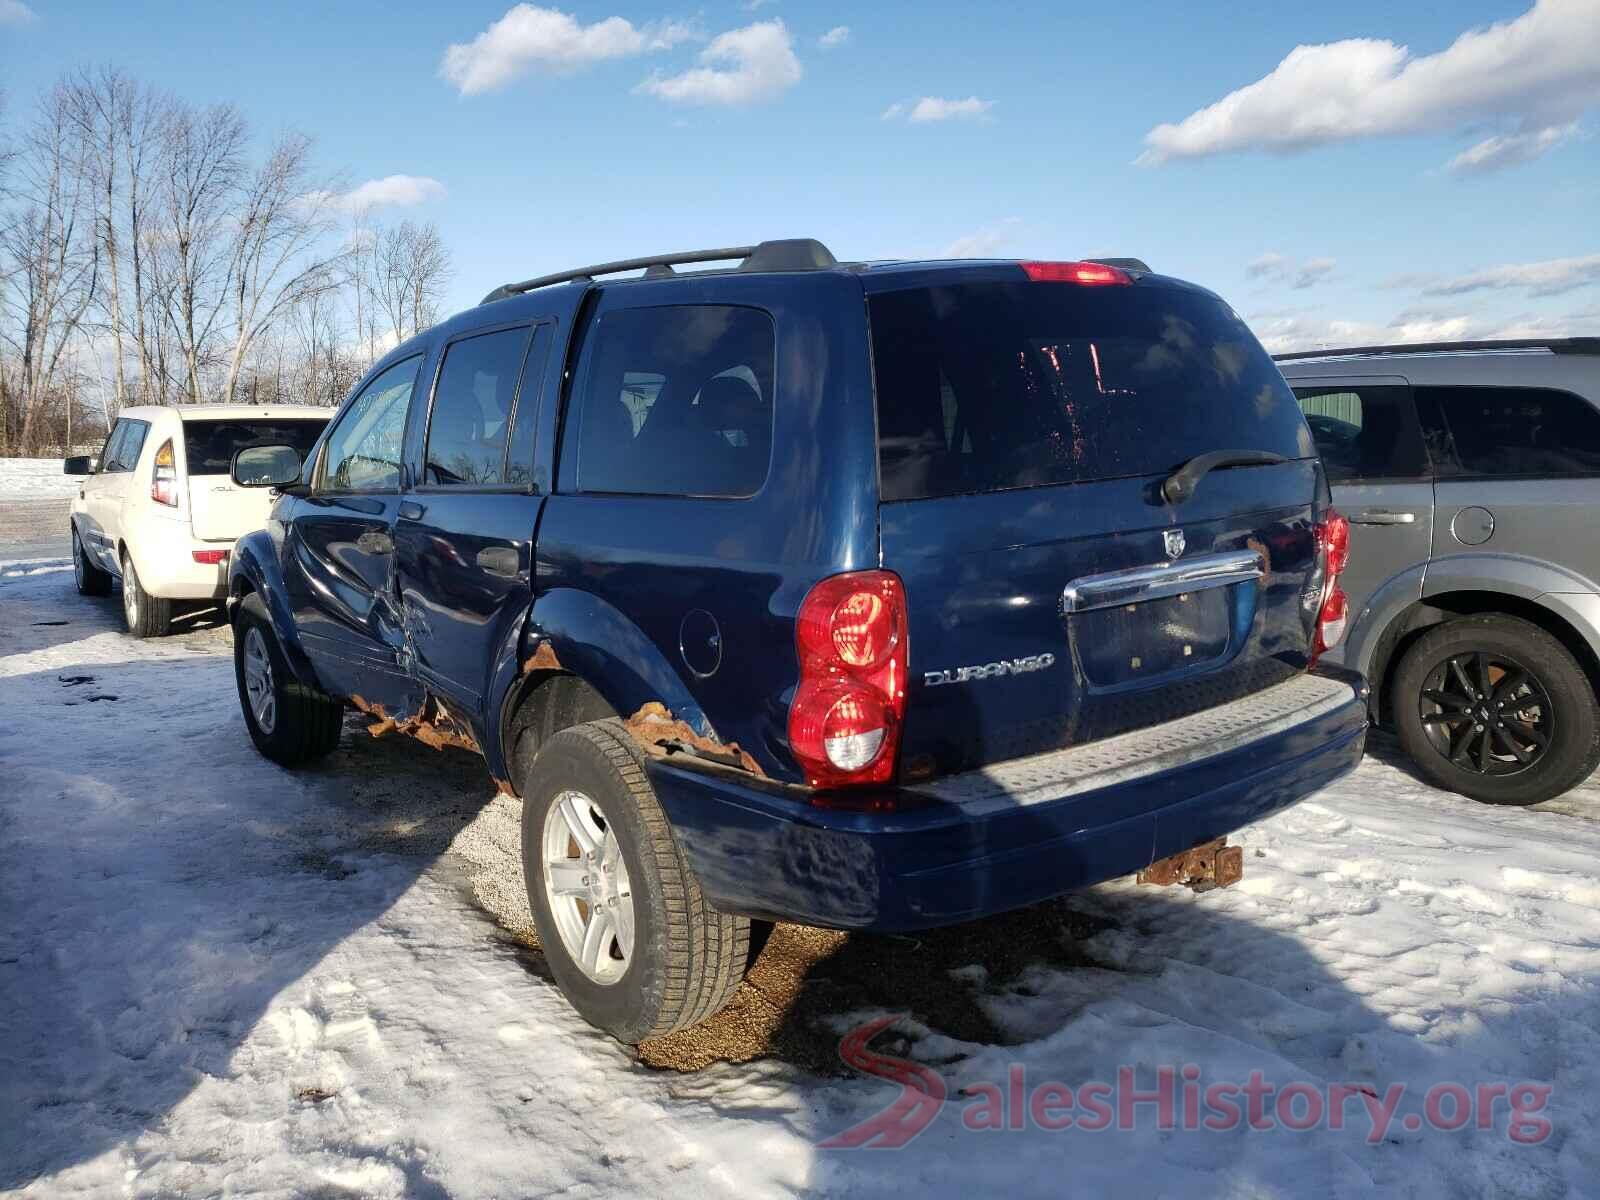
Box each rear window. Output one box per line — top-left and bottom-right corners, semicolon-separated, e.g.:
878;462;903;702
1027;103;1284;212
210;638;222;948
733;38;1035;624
869;282;1313;501
183;419;327;475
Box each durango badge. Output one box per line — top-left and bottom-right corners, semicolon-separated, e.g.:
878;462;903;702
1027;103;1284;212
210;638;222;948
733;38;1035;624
1163;528;1186;559
924;653;1056;688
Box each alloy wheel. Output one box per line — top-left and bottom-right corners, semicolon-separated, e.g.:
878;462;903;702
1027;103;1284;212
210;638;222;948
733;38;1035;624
542;789;635;985
1417;650;1552;777
242;626;277;734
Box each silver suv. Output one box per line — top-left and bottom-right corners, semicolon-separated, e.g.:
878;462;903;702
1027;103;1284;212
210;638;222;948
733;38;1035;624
1277;337;1600;805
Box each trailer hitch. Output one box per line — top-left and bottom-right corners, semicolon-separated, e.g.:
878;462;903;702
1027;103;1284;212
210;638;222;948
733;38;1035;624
1137;837;1243;892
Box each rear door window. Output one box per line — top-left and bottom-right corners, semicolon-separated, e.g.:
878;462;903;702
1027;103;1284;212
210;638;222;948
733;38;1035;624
424;326;533;486
1292;385;1428;482
869;282;1313;501
102;419;150;472
1419;386;1600;477
182;420;327;475
560;305;775;498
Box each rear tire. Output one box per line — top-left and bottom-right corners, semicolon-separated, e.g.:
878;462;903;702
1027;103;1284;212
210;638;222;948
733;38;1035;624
1393;615;1600;805
72;526;111;596
520;720;750;1042
233;594;344;766
120;550;171;638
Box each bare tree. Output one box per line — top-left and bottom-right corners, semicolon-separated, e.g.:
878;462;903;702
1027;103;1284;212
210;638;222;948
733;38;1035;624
0;85;98;453
64;67;170;410
219;132;343;401
149;100;245;403
369;219;451;348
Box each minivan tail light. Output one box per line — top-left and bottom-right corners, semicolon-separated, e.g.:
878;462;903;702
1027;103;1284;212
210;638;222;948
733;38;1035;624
1311;509;1351;659
1020;260;1131;286
151;439;178;507
789;570;908;788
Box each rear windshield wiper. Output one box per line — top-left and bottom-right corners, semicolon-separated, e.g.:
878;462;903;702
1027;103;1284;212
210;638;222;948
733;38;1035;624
1161;449;1289;505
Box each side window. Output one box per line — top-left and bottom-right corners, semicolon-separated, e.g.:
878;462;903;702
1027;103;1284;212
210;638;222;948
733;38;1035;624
1418;386;1600;478
505;325;552;488
97;421;129;474
103;420;151;472
1293;385;1427;482
424;326;533;486
559;305;775;498
321;356;421;492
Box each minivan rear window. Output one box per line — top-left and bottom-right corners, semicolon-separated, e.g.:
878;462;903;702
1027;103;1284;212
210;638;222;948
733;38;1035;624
869;282;1313;501
183;419;328;475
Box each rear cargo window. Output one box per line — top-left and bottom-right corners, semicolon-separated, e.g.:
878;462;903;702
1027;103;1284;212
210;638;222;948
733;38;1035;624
869;282;1313;501
183;419;327;475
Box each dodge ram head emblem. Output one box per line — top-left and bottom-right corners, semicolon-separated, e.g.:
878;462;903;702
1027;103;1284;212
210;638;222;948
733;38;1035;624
1163;528;1186;559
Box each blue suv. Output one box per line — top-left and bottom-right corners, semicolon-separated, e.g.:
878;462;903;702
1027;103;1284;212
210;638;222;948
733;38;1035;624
226;239;1368;1041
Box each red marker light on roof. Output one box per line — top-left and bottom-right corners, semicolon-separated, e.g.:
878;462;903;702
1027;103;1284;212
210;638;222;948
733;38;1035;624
1020;260;1131;286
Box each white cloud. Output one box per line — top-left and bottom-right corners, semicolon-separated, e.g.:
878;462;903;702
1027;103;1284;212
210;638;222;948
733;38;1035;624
1421;253;1600;298
883;95;993;123
0;0;38;25
941;218;1023;258
818;25;849;49
440;4;696;95
1249;302;1599;354
1247;252;1337;289
635;19;801;106
1140;0;1600;165
307;175;448;215
1447;121;1580;173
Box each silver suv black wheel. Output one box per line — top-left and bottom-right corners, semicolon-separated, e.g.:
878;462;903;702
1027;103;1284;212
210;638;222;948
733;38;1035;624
1394;615;1600;805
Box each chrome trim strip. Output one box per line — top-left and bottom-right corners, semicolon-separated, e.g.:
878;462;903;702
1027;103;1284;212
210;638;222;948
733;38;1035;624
1060;549;1265;614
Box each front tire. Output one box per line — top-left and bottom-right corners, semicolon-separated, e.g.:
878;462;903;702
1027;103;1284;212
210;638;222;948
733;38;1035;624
1393;615;1600;805
521;720;750;1042
233;594;344;766
120;550;171;638
72;526;111;596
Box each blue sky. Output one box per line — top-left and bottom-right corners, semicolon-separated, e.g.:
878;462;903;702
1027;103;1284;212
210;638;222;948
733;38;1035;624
2;0;1596;350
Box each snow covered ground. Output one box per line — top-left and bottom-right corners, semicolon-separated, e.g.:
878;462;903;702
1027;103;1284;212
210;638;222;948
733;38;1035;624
3;548;1599;1198
0;458;86;500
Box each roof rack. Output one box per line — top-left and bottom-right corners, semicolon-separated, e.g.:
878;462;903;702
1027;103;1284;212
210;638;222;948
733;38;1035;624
1274;336;1600;362
480;238;838;304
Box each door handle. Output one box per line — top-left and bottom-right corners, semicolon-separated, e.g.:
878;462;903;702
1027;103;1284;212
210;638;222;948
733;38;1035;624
475;546;520;578
398;501;426;521
1349;509;1417;526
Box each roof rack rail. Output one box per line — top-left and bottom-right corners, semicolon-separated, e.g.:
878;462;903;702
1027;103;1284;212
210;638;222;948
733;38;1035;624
479;238;838;304
1085;257;1152;273
1274;336;1600;362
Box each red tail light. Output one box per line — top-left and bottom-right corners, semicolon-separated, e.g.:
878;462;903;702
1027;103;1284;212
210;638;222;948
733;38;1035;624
192;549;228;565
1020;260;1131;286
1312;509;1351;659
789;570;908;788
151;439;178;507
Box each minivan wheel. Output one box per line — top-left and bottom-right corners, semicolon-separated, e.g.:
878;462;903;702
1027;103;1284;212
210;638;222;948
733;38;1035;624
120;550;171;638
1393;616;1600;805
72;527;111;596
233;594;344;766
520;720;750;1042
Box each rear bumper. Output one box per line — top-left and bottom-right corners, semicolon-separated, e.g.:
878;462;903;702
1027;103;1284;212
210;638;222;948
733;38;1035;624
130;518;231;600
651;664;1368;932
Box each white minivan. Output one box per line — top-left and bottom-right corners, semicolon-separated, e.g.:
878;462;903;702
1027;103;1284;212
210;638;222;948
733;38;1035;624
66;405;328;637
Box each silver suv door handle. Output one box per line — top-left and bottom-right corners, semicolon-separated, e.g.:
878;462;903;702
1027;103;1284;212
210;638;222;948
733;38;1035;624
1349;509;1417;526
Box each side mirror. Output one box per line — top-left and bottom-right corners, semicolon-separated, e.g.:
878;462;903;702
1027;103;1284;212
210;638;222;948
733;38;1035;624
63;455;96;476
231;443;303;488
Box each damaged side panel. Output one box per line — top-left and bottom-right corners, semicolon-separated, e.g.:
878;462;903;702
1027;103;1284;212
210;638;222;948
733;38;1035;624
351;693;482;755
624;701;767;778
